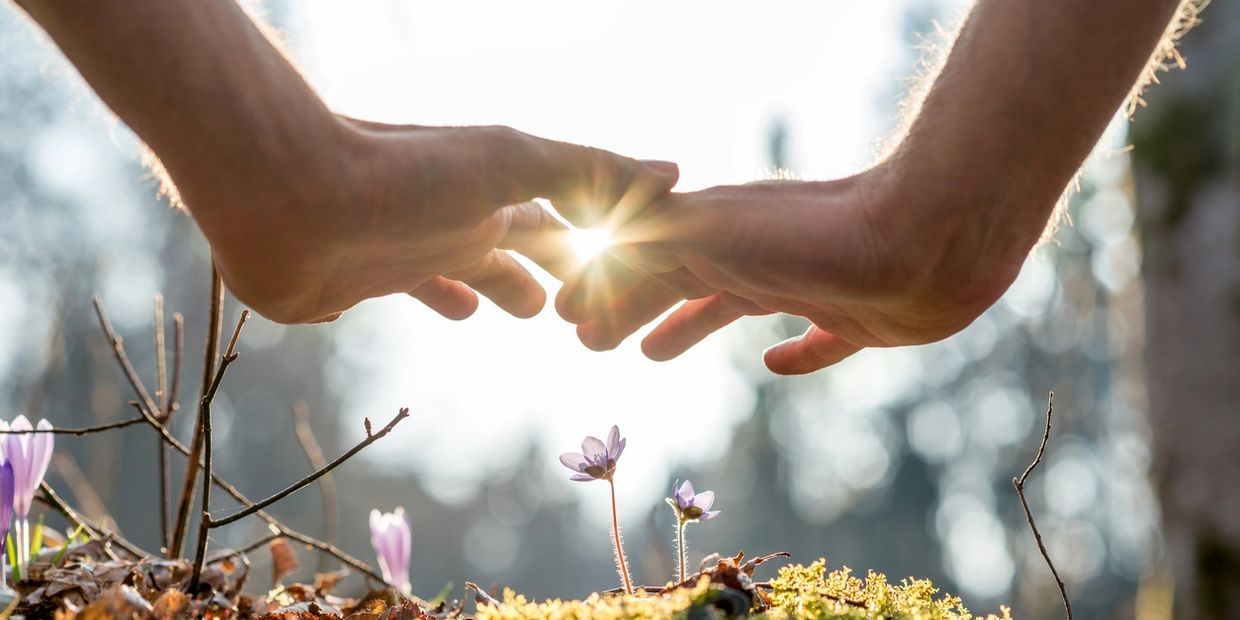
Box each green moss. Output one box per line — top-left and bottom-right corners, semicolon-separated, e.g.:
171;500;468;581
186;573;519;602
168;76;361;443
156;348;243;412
474;559;1012;620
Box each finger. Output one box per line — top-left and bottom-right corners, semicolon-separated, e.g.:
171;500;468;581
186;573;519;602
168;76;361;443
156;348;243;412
576;278;684;351
485;128;680;227
497;201;578;280
407;276;480;321
762;326;863;375
553;252;648;324
641;294;762;361
450;249;546;319
308;312;344;324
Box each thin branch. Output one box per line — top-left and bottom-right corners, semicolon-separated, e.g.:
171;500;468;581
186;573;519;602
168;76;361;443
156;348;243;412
167;312;185;418
172;265;225;558
91;295;161;419
37;482;148;560
208;408;410;528
1013;392;1072;620
160;313;184;555
126;400;387;583
292;402;338;571
206;533;282;565
190;309;249;591
154;295;168;414
154;297;170;552
0;418;146;435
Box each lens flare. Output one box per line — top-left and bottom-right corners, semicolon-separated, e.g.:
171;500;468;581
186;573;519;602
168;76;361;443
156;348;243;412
568;227;613;261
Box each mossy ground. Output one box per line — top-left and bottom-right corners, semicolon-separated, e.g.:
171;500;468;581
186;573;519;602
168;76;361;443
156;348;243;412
475;559;1012;620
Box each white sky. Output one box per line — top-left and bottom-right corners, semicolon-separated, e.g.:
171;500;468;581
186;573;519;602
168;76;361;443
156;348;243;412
284;1;913;516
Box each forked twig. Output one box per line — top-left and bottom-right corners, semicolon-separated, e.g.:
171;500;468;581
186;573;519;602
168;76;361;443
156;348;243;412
208;408;409;528
92;296;391;585
189;309;250;591
292;402;338;571
1013;392;1072;620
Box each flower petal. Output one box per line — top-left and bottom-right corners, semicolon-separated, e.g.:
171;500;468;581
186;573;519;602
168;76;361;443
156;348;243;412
675;480;695;507
692;490;715;512
606;426;620;456
559;452;588;472
581;436;607;463
700;510;721;521
612;437;626;462
569;473;597;482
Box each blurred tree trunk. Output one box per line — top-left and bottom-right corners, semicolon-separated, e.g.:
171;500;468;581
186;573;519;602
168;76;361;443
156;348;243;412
1131;3;1240;618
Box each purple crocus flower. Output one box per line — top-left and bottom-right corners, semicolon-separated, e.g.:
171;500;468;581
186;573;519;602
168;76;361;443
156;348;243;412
0;460;13;547
669;480;720;522
559;425;625;482
3;416;54;520
369;507;411;594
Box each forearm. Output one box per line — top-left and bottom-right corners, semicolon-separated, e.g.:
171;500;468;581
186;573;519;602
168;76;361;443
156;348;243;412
887;0;1185;273
15;0;347;212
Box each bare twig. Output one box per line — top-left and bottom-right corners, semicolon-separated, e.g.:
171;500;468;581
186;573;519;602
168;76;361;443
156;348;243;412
1013;392;1072;620
91;296;161;419
0;418;146;435
209;408;410;528
52;452;112;527
190;309;249;591
154;296;170;550
126;400;388;584
88;296;389;584
160;313;184;554
167;313;185;418
292;402;338;571
37;482;148;560
154;295;168;414
172;265;225;557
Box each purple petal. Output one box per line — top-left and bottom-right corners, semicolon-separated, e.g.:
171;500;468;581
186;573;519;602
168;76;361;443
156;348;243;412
559;452;588;472
692;490;715;512
581;436;607;463
0;461;12;541
675;480;695;506
700;510;721;521
606;426;620;456
611;437;626;462
569;473;596;482
31;420;53;494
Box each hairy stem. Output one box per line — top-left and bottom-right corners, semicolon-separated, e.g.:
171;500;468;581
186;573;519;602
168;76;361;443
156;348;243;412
608;478;633;595
676;520;687;583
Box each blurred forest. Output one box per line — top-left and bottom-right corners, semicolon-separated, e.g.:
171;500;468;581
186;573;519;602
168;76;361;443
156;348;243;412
0;1;1236;619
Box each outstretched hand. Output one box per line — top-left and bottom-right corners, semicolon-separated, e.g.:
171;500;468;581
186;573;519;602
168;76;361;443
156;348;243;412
194;119;678;324
557;165;1023;374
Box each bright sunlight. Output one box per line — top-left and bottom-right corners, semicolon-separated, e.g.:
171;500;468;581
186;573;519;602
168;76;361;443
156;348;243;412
568;227;614;261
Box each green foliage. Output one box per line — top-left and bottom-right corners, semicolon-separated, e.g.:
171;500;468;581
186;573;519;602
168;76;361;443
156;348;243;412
6;533;17;582
474;559;1012;620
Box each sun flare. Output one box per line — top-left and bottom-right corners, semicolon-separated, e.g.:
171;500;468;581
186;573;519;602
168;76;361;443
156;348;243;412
567;227;614;261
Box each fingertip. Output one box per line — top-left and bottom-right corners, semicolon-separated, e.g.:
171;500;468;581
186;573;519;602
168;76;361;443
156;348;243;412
577;322;620;352
508;288;547;319
641;159;680;183
640;334;678;362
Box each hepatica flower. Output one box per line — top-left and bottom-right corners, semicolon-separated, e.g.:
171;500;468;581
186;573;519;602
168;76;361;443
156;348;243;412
665;480;721;582
558;425;625;482
560;425;633;594
369;507;411;594
2;416;53;574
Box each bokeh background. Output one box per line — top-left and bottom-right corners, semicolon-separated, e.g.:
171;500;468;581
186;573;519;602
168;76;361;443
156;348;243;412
1;1;1236;618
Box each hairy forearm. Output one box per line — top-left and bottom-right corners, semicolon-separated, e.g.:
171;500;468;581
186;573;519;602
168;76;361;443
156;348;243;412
887;0;1186;275
15;0;346;213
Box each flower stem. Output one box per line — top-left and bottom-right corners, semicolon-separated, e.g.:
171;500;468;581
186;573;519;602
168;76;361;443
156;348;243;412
607;478;633;594
676;520;687;583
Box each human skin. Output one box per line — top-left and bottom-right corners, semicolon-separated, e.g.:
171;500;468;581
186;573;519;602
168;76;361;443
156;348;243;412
14;0;678;324
562;0;1190;374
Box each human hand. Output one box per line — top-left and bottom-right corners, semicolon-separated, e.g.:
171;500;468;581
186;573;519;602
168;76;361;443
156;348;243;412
185;117;678;324
558;163;1026;374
